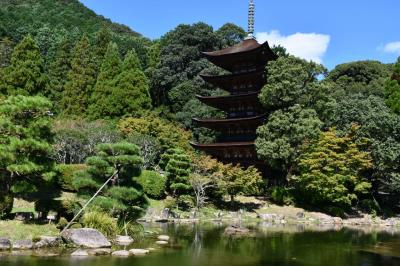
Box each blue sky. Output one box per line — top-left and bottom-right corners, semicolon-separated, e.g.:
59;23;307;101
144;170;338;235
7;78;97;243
80;0;400;69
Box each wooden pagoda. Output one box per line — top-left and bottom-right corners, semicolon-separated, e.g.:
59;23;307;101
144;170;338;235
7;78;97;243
191;0;277;167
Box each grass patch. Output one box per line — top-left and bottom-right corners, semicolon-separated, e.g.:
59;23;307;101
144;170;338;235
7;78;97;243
0;220;59;240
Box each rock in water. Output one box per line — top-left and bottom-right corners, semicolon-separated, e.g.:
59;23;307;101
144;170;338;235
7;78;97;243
224;226;251;237
115;235;134;246
61;228;111;248
88;248;112;256
157;235;170;241
112;250;130;257
156;241;168;245
13;239;33;250
0;238;11;250
129;249;149;255
71;249;89;256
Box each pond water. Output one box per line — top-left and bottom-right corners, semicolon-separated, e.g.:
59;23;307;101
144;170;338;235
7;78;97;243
1;222;400;266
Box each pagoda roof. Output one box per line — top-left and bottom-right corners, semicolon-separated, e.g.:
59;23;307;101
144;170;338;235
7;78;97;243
196;92;263;112
201;39;277;72
200;70;266;92
193;114;265;131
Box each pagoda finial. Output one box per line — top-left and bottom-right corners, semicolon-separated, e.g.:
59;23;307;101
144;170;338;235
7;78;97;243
246;0;255;40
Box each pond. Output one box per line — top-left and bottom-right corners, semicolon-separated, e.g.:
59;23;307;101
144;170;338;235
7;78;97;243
1;222;400;266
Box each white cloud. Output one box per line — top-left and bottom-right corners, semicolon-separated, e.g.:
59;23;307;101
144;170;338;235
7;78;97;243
382;42;400;55
256;30;330;64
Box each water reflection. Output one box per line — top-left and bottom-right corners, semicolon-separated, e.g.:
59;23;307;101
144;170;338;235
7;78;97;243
1;222;400;266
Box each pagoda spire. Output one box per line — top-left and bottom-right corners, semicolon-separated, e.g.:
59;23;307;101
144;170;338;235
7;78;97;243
246;0;255;40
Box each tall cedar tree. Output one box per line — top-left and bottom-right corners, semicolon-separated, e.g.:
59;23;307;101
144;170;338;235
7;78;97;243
0;35;46;96
385;57;400;114
0;95;57;216
113;49;152;116
46;37;71;112
88;42;122;119
61;35;96;115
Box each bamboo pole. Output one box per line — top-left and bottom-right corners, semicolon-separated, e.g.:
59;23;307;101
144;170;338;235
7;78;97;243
60;171;118;235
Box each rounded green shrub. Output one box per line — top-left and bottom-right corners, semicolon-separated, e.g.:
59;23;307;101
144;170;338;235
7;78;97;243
82;211;118;238
57;164;87;191
135;170;167;199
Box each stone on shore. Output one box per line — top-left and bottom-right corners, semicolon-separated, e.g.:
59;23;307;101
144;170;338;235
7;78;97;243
71;249;89;256
115;235;134;246
61;228;111;248
0;238;11;250
112;250;130;257
157;235;170;241
129;249;149;255
13;239;33;250
34;236;62;249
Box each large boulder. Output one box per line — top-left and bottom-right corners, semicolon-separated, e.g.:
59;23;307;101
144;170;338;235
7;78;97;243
61;228;111;248
112;250;130;257
0;238;11;250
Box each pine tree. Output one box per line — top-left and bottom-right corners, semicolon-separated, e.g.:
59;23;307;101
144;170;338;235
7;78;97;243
0;35;46;96
46;36;71;112
93;26;112;70
88;42;121;119
0;95;57;217
163;148;192;197
385;57;400;113
61;35;96;115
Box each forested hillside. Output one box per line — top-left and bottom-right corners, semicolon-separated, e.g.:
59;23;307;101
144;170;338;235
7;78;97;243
0;0;400;231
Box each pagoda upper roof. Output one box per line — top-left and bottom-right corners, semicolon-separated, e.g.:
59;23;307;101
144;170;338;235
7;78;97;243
200;70;266;92
193;114;265;131
201;39;277;72
196;92;262;112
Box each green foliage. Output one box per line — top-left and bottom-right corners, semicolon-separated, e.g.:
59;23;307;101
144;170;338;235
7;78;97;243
216;165;264;202
268;186;293;206
327;60;391;97
0;95;57;215
0;37;13;68
385;57;400;114
163;149;192;197
215;23;246;48
256;105;323;174
56;164;87;191
259;56;327;110
327;95;400;203
135;170;166;199
118;116;193;152
125;133;161;169
82;211;118;238
61;35;96;115
0;35;46;95
0;0;141;42
290;128;373;211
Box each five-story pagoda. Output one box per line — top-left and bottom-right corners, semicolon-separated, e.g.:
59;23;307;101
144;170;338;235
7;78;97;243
191;0;277;167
